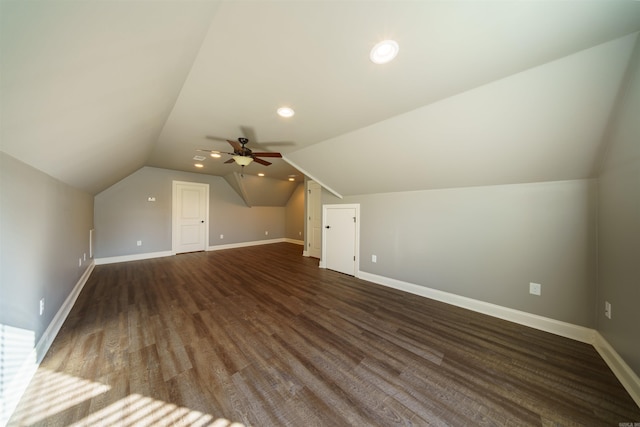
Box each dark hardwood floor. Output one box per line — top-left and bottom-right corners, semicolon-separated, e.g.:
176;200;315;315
9;243;640;426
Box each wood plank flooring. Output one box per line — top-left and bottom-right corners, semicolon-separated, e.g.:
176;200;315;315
9;242;640;426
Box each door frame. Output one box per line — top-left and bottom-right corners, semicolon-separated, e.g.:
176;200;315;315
320;203;360;276
305;180;322;258
172;180;210;254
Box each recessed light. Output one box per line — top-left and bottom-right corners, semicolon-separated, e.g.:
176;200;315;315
370;40;399;64
258;173;265;177
277;107;295;118
193;155;206;161
210;152;221;158
194;163;204;168
288;177;295;182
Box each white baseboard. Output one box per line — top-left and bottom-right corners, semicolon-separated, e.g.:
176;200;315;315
95;240;303;264
284;238;304;246
2;261;95;427
95;251;173;265
357;270;640;407
357;271;595;343
592;332;640;407
208;238;290;251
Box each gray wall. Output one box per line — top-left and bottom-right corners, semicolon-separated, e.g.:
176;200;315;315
285;183;305;241
0;152;94;395
323;179;597;328
94;166;288;258
597;39;640;375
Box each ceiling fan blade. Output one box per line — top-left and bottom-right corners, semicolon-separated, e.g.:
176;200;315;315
240;126;257;144
252;152;282;158
227;139;242;152
205;135;229;142
258;141;296;147
253;157;272;166
224;158;235;164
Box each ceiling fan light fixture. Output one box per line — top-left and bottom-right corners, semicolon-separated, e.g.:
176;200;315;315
370;40;399;64
233;155;253;166
277;107;295;118
194;163;204;168
210;152;221;158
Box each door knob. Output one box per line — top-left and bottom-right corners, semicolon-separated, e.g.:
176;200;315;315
325;225;330;229
201;220;205;223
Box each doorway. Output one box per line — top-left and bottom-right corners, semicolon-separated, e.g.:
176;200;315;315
321;204;359;276
172;181;209;254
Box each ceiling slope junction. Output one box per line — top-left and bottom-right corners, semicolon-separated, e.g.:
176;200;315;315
1;1;639;196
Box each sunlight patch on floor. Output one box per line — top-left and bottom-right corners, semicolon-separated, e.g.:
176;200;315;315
9;364;247;426
68;393;245;427
9;367;110;425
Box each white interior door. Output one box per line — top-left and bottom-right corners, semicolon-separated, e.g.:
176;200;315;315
173;181;209;254
307;181;322;258
322;204;359;276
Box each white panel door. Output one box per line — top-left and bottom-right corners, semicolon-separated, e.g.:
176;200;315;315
307;181;322;258
173;181;208;254
323;205;359;276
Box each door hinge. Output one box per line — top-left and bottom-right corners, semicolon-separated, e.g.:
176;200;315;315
353;256;356;261
353;217;356;223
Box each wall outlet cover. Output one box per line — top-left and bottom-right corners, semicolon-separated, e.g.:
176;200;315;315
529;282;541;296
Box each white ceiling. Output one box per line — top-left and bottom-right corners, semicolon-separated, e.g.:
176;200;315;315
2;1;639;196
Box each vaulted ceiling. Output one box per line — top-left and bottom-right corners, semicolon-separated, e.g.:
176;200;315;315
2;1;639;197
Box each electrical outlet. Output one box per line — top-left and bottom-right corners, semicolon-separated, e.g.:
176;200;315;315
39;298;45;316
605;301;612;319
529;282;541;296
265;231;269;236
83;253;87;261
78;258;82;267
372;255;377;263
137;240;142;246
220;234;224;239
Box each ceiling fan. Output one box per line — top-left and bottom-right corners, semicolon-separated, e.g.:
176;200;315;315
198;137;282;167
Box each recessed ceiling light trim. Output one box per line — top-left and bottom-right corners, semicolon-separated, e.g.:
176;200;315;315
277;107;295;118
370;40;399;64
194;163;204;168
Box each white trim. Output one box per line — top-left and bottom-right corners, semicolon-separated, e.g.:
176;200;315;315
593;332;640;407
282;156;343;199
2;262;95;427
357;271;595;343
357;270;640;405
284;238;304;246
95;251;173;265
208;238;287;251
95;240;304;264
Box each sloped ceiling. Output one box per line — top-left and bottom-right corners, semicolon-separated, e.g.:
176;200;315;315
1;1;639;197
